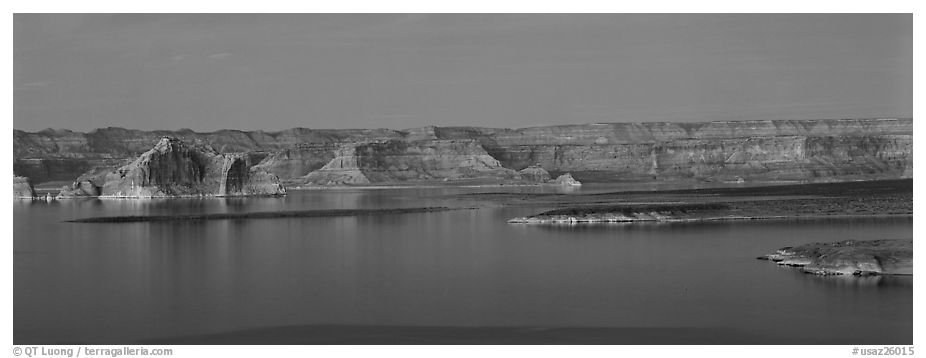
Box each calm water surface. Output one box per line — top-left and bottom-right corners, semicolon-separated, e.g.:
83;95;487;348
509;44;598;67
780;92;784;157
14;184;913;344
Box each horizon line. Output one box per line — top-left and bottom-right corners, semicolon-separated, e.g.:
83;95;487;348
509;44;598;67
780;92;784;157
12;117;913;135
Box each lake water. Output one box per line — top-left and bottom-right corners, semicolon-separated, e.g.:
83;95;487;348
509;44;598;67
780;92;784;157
13;185;913;344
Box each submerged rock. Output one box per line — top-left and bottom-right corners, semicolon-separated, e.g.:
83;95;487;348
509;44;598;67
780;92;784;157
13;175;37;199
552;173;582;186
91;137;285;197
759;239;912;275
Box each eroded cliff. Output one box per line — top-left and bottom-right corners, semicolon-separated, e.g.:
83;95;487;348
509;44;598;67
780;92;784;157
14;118;912;186
300;139;521;185
58;137;286;197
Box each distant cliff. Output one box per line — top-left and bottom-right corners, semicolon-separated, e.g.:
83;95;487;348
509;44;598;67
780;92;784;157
13;118;912;185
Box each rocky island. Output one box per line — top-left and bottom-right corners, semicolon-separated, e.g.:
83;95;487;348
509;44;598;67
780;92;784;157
55;137;285;198
758;239;913;275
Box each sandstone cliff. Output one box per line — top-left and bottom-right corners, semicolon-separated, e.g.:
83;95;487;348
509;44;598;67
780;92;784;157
56;180;102;198
250;144;337;183
13;127;402;183
60;137;285;197
14;118;912;185
103;137;285;197
13;176;37;199
477;120;912;183
300;139;520;185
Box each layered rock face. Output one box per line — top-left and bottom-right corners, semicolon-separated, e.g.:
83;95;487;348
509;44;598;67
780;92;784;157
13;176;37;199
67;137;285;197
480;119;912;182
13;127;402;183
14;118;912;185
301;139;520;185
105;137;285;197
250;144;338;183
301;145;372;185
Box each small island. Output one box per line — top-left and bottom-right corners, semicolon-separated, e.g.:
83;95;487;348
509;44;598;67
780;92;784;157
504;179;912;224
758;239;913;276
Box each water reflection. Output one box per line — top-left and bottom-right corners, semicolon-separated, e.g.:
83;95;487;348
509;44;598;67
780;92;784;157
783;270;914;289
14;188;913;345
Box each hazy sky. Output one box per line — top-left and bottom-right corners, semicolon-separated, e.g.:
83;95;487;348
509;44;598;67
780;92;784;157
14;14;912;132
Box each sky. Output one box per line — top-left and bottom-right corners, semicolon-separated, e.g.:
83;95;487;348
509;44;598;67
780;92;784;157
13;13;912;132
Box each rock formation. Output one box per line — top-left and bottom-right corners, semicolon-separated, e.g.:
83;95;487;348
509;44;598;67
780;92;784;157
300;139;520;185
759;239;913;275
13;176;37;199
14;118;913;186
300;144;372;185
56;180;102;198
13;127;402;183
53;164;118;198
518;165;551;183
552;173;582;186
105;137;285;197
58;137;285;198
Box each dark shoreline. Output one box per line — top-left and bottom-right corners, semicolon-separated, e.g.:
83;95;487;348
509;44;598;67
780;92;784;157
66;207;467;223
